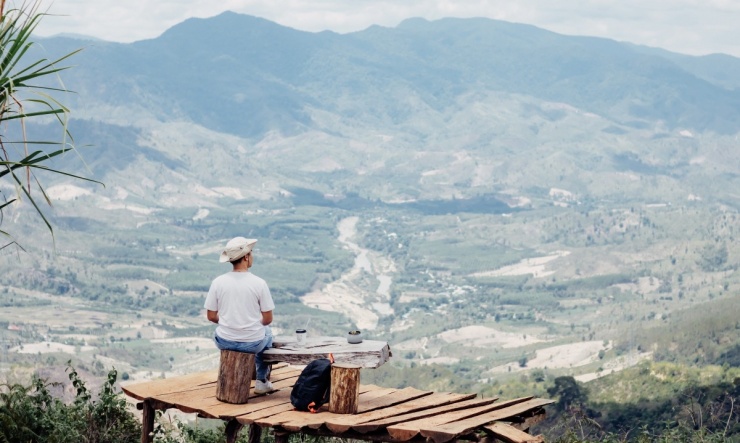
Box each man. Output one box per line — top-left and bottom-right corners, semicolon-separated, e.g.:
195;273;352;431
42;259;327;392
204;236;275;394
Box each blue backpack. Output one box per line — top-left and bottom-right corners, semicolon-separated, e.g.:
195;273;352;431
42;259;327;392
290;358;332;413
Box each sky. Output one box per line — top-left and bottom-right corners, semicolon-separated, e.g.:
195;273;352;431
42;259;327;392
31;0;740;57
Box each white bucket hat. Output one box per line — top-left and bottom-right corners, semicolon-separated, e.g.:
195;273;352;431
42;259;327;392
219;237;258;263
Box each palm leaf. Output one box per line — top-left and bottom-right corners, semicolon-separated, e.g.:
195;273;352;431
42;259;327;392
0;107;64;120
0;198;16;210
7;166;53;234
0;0;101;244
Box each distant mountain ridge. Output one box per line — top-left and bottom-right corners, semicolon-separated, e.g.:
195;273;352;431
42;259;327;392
41;12;740;137
31;12;740;208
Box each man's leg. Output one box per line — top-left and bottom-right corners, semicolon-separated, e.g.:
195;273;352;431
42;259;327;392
254;327;274;381
214;331;273;381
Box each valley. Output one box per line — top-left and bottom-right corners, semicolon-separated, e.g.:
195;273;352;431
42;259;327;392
1;181;736;403
0;13;738;429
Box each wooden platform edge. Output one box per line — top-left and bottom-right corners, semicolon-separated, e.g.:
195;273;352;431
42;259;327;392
484;422;545;443
123;367;553;443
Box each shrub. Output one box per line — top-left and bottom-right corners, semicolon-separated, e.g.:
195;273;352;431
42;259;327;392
0;363;139;442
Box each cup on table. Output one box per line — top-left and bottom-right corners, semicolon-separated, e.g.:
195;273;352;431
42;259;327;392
347;330;363;344
295;329;307;346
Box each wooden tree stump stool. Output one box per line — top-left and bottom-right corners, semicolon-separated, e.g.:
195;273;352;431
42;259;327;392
328;363;361;414
217;350;255;404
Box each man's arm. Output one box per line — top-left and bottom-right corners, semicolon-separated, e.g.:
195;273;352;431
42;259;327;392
207;310;219;324
261;310;273;326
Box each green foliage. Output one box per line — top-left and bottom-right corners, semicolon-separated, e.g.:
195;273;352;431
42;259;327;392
549;274;635;291
151;416;227;443
0;364;274;443
540;362;740;441
716;343;740;367
362;362;467;393
698;242;729;272
0;362;139;442
549;408;734;442
626;294;740;365
0;0;99;246
518;355;528;368
595;376;740;437
547;376;590;411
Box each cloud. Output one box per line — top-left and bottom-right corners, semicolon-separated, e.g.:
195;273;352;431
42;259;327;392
31;0;740;56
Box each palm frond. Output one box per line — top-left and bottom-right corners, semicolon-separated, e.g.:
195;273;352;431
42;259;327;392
8;165;54;238
0;0;100;246
0;198;15;210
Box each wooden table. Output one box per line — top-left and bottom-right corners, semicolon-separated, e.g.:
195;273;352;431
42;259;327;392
265;336;392;414
264;336;392;368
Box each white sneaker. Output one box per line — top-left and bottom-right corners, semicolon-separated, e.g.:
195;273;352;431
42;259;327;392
254;380;274;395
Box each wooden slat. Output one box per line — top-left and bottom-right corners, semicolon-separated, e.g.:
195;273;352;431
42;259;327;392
205;374;302;418
326;392;475;433
356;384;391;395
386;397;531;441
346;394;482;434
254;385;396;431
259;373;299;392
122;370;217;400
207;386;293;418
261;365;302;384
122;363;295;401
239;403;298;424
144;367;298;411
233;383;382;425
254;409;319;427
156;385;219;417
210;397;294;420
157;382;298;420
279;411;343;432
419;398;554;443
234;391;297;423
354;386;398;405
507;410;547;431
485;422;544;443
358;386;431;413
270;364;301;375
137;367;300;420
279;387;431;433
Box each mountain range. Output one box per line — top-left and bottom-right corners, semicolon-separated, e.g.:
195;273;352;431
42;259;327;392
26;12;738;214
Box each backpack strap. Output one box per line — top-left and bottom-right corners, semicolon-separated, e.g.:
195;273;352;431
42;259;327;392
313;355;334;411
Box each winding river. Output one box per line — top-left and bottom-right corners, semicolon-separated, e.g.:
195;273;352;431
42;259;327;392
300;217;396;330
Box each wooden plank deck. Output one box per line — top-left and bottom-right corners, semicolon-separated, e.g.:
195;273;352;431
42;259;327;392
123;363;552;443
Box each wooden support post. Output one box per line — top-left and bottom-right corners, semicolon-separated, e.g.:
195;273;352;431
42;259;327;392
217;350;255;404
328;363;361;414
141;400;155;443
248;423;262;443
274;431;290;443
225;419;243;443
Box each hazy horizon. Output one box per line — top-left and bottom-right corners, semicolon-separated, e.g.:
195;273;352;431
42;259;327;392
32;0;740;58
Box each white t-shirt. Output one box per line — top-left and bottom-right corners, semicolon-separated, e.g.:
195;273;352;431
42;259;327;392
204;271;275;342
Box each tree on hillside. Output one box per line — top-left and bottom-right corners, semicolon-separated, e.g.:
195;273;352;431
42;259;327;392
698;243;728;272
547;376;589;411
0;0;99;250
